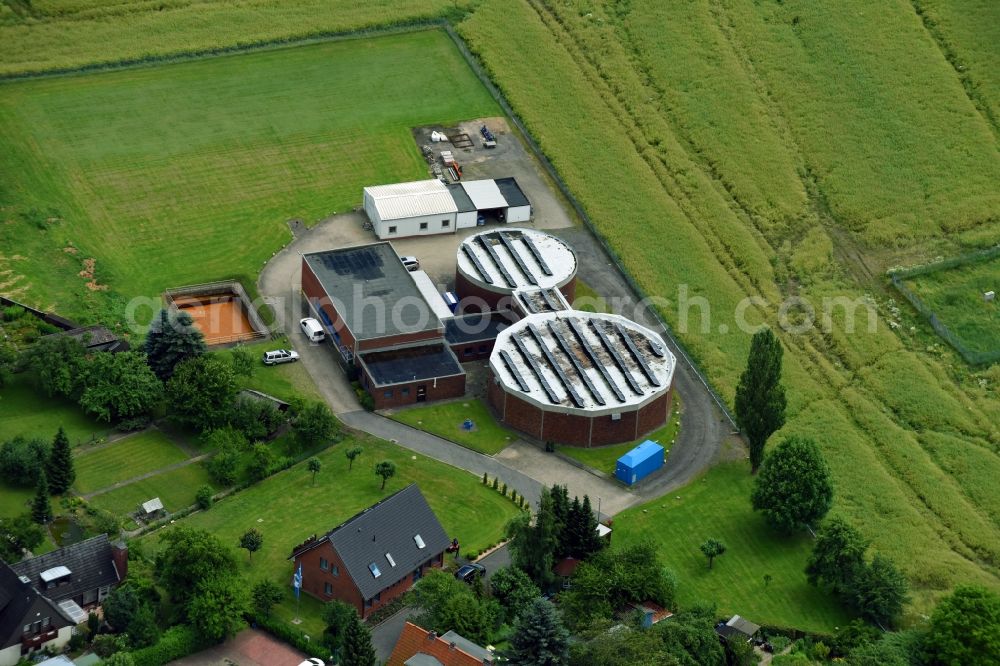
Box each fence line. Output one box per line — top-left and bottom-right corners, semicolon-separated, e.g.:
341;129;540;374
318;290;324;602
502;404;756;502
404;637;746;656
888;246;1000;366
443;25;739;430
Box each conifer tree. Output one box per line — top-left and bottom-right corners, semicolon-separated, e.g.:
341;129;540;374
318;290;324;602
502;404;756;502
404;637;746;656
144;309;206;382
46;427;75;495
32;470;53;525
734;328;786;473
507;598;569;666
341;612;377;666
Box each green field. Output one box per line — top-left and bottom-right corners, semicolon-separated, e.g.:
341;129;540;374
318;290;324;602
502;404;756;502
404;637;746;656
557;400;681;475
904;254;1000;354
0;29;498;322
614;463;851;633
0;374;109;445
459;0;1000;616
390;399;516;455
88;462;215;517
214;339;323;403
145;434;521;635
74;429;191;494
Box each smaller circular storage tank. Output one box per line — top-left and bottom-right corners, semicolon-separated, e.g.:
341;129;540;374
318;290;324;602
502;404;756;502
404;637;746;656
455;228;577;310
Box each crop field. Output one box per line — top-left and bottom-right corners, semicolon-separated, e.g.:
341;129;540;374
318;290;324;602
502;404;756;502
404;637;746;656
73;429;191;494
615;463;850;633
144;434;521;635
459;0;1000;615
903;254;1000;355
0;29;498;322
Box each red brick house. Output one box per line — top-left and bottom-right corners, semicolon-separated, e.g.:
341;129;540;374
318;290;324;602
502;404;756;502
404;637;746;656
387;622;494;666
288;485;450;619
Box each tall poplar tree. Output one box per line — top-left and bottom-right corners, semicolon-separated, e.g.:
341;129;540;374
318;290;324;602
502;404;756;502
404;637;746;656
734;327;786;473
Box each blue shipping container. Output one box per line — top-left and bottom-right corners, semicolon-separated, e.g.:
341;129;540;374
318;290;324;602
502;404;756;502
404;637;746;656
615;440;664;486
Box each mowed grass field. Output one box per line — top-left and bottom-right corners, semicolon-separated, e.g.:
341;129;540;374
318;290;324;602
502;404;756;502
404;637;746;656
904;255;1000;354
88;462;215;517
73;429;190;494
459;0;1000;616
0;374;109;445
213;339;323;403
614;463;850;633
144;434;521;635
390;398;516;455
0;29;499;321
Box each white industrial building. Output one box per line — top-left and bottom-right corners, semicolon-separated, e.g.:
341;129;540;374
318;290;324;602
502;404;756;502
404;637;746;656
364;177;532;239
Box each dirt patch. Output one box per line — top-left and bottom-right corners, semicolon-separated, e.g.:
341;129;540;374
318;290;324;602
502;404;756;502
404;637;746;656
63;245;78;254
78;257;108;291
173;295;257;345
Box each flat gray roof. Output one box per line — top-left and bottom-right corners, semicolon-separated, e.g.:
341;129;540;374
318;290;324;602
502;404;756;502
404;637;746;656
495;177;530;207
360;344;464;386
303;243;441;341
447;183;476;213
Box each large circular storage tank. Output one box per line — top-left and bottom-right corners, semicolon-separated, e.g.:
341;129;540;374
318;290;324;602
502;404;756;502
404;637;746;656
487;310;676;447
455;228;577;310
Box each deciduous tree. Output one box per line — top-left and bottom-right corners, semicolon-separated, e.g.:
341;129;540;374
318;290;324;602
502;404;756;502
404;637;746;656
321;599;356;657
155;527;237;607
46;427;75;495
166;356;237;431
489;566;540;623
293;401;338;449
734;328;786;473
307;457;321;485
144;309;206;382
251;579;284;620
79;351;163;423
923;586;1000;665
246;442;274;482
0;436;49;486
346;446;363;470
0;513;45;562
187;574;248;643
507;598;569;666
25;334;85;398
849;554;908;627
805;518;868;595
751;436;833;532
507;490;558;587
230;345;254;378
699;538;726;569
374;460;395;490
239;528;264;563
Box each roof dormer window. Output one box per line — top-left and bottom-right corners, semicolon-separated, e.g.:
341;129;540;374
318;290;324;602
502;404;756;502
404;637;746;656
414;534;426;549
368;562;381;578
385;553;396;567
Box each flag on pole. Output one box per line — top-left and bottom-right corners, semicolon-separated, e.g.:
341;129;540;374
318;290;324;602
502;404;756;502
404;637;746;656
293;562;302;601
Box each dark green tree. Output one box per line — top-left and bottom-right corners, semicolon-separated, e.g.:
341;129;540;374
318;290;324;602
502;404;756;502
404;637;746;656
103;582;160;648
79;351;163;422
726;634;756;666
293;401;338;449
507;598;569;666
849;554;908;627
341;612;377;666
320;599;356;658
923;586;1000;665
102;653;136;666
549;484;571;556
407;569;500;645
196;485;214;510
346;446;363;470
31;469;52;524
734;327;786;473
0;436;49;486
751;436;833;532
144;309;206;382
227;398;283;441
570;627;680;666
166;356;238;431
0;338;17;388
246;442;275;482
699;538;726;569
230;345;255;378
307;457;322;485
25;334;85;398
374;460;396;490
805;518;868;595
251;579;284;620
655;605;727;666
45;427;75;495
206;444;242;486
489;566;541;623
577;495;604;558
187;574;248;643
507;490;558;587
846;638;911;666
155;527;238;607
0;513;45;561
239;528;264;563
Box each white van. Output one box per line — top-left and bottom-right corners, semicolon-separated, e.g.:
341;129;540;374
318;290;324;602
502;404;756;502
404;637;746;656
299;317;325;342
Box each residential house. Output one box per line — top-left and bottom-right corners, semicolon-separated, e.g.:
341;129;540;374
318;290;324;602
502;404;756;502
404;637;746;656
1;535;127;666
387;622;494;666
288;484;450;619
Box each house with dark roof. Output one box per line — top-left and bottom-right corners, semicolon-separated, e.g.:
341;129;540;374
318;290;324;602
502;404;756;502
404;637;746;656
387;622;493;666
288;485;450;619
0;535;127;665
715;614;761;644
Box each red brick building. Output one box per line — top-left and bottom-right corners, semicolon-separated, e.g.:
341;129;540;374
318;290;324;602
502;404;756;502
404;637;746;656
288;485;450;619
488;311;676;448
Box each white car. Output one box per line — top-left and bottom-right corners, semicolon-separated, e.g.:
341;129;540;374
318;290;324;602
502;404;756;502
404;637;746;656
262;349;300;365
400;255;420;272
297;660;324;666
299;317;325;342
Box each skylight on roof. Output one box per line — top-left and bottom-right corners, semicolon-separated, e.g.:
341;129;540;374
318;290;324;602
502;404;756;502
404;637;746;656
385;553;396;567
414;534;426;549
368;562;382;578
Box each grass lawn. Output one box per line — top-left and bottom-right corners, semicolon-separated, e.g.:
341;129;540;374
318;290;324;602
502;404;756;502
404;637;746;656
0;29;499;323
214;339;323;403
572;280;610;314
0;374;109;445
74;429;190;494
557;397;681;475
143;434;521;636
0;486;35;519
904;254;1000;354
390;399;516;455
614;462;851;634
88;462;215;517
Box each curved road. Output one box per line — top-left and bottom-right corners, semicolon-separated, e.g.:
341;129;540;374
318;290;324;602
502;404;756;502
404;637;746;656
257;220;731;516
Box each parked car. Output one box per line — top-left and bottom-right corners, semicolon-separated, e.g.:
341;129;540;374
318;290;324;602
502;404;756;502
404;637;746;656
299;317;325;342
455;563;486;584
400;256;420;271
297;660;324;666
262;349;300;365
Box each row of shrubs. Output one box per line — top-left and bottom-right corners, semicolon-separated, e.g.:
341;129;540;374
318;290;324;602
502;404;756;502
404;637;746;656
481;472;529;510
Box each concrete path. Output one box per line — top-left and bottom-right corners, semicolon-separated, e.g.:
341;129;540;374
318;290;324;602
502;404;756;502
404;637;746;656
370;606;418;664
80;453;211;500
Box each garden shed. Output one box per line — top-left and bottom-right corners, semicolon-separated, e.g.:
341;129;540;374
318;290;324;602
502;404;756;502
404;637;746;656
614;440;664;485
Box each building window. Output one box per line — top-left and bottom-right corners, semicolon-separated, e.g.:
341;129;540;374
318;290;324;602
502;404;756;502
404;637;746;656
402;388;410;396
42;617;49;629
385;553;396;567
324;582;333;595
374;592;381;603
320;557;329;571
412;568;422;583
442;220;450;228
388;226;397;234
369;562;382;578
332;565;339;576
414;534;426;549
364;598;372;608
611;413;622;421
420;222;428;230
384;390;393;399
23;624;30;635
464;348;473;356
479;344;488;354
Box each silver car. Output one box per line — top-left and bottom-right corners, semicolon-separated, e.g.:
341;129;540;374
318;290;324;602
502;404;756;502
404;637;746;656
262;349;300;365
